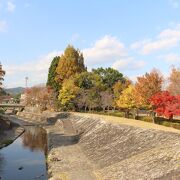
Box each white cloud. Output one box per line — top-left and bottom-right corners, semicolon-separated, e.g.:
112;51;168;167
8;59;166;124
4;51;61;87
83;35;127;66
158;53;180;64
5;51;61;75
130;39;150;50
0;20;7;32
169;0;179;8
7;1;15;12
83;35;145;71
131;24;180;55
112;57;145;71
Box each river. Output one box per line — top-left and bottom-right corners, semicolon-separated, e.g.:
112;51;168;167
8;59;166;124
0;126;47;180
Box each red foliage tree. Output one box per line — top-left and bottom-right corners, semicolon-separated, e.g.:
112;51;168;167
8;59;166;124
150;91;180;120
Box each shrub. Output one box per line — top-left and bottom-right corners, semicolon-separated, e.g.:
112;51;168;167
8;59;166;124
138;116;153;122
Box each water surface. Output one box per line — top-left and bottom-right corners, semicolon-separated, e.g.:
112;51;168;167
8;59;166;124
0;126;47;180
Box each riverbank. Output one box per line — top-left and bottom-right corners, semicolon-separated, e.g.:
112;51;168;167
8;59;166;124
12;111;180;179
0;114;24;149
45;112;180;180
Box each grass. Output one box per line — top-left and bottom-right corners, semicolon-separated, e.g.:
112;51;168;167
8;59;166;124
92;111;125;117
81;111;180;130
154;117;180;130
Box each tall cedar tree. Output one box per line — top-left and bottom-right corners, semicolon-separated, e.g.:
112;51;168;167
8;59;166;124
56;45;86;83
47;56;60;93
134;69;163;108
167;67;180;96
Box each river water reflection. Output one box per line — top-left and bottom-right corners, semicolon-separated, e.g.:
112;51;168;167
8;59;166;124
0;126;47;180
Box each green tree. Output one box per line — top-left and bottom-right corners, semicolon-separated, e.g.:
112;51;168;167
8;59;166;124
74;71;104;90
47;56;60;93
92;67;125;89
73;72;105;111
56;45;86;83
86;88;101;111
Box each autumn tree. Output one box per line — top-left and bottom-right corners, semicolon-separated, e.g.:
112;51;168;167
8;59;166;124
47;56;60;94
56;45;86;83
134;69;163;109
92;67;125;89
100;90;113;112
167;67;180;96
74;89;89;111
116;85;136;118
150;91;180;120
0;62;5;89
113;79;132;108
25;86;54;111
58;78;80;110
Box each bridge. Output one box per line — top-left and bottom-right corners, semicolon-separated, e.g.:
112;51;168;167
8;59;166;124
0;104;25;113
0;104;25;108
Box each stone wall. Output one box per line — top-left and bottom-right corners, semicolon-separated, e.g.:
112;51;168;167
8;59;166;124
53;113;180;179
0;115;11;130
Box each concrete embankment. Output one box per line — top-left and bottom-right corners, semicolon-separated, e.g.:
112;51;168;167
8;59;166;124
0;114;24;149
17;110;180;180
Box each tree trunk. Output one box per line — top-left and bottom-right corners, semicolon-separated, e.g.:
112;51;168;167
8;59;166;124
103;107;106;112
151;111;155;123
136;109;139;120
125;109;129;118
132;109;136;119
169;114;173;121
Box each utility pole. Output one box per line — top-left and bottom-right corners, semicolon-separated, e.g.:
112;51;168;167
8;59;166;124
25;77;29;88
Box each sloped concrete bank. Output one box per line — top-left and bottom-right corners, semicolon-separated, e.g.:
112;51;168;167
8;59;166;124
0;115;24;149
45;113;180;180
17;110;180;180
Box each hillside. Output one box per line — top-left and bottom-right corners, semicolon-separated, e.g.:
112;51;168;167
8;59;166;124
5;87;25;95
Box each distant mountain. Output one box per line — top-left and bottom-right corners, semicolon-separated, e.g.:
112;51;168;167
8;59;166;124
5;87;25;95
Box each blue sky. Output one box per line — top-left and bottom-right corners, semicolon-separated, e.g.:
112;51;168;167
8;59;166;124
0;0;180;88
